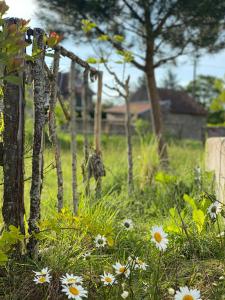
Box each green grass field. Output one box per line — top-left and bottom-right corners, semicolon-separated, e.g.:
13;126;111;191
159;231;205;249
0;134;225;300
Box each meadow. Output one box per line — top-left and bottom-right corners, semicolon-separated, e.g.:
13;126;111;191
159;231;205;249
0;131;224;300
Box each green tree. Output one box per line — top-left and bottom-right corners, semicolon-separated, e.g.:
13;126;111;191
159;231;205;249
161;70;180;90
37;0;225;164
186;75;220;108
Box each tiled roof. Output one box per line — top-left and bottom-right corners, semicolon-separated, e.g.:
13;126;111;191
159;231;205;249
105;102;150;114
128;86;207;116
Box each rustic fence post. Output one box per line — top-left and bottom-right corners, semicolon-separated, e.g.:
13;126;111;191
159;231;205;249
69;61;78;214
82;68;90;196
2;18;25;234
124;76;134;194
28;28;46;258
49;49;64;212
94;71;104;197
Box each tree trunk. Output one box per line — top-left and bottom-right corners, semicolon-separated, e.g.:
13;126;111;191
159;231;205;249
124;77;133;194
49;49;64;212
69;61;79;214
28;28;45;258
146;62;168;167
94;71;103;197
2;18;25;234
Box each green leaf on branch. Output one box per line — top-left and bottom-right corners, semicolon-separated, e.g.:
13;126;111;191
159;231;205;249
81;19;97;33
113;35;124;43
98;34;109;41
86;57;98;64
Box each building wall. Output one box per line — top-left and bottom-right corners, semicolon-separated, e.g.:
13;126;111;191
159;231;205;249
69;113;206;141
163;113;206;140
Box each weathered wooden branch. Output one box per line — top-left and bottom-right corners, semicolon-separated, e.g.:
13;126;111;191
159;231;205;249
28;28;46;258
55;45;98;80
2;18;25;234
49;49;64;212
69;61;79;214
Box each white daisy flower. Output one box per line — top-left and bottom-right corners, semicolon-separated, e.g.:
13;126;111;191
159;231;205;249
217;231;224;238
62;284;88;299
128;256;148;270
151;225;168;251
207;201;222;219
33;267;51;284
94;234;107;248
60;273;83;285
122;219;133;230
81;251;91;260
100;272;117;286
113;262;130;278
175;286;201;300
121;290;129;298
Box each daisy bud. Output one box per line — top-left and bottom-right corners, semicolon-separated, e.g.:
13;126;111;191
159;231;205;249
168;287;175;295
219;276;225;281
121;291;129;299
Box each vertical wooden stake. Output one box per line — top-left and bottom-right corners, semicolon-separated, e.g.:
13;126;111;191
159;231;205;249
124;76;134;194
94;71;103;197
28;28;45;258
2;18;25;234
49;49;64;212
82;68;90;196
69;61;78;214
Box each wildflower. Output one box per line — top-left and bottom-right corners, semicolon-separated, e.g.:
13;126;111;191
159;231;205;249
33;267;51;284
121;290;129;298
151;225;168;251
207;201;222;219
81;251;91;260
94;234;107;248
122;219;133;230
168;287;175;295
113;262;130;278
62;284;88;299
175;286;201;300
128;256;148;270
60;274;83;285
217;231;225;238
100;272;117;286
219;276;225;281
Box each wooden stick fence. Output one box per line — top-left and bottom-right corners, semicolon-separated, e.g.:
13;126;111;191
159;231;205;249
0;21;104;257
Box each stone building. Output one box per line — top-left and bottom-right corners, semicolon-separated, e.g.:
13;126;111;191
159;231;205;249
105;86;207;140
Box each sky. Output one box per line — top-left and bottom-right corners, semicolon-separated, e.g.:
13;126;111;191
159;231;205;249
5;0;225;100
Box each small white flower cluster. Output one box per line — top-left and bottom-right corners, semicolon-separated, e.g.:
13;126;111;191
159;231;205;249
61;274;87;300
33;268;88;299
33;267;52;284
100;255;148;298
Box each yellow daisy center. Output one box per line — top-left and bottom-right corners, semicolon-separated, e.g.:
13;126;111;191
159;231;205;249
68;278;76;283
39;276;46;283
183;295;194;300
119;266;126;273
154;232;162;243
69;286;80;296
105;277;112;283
